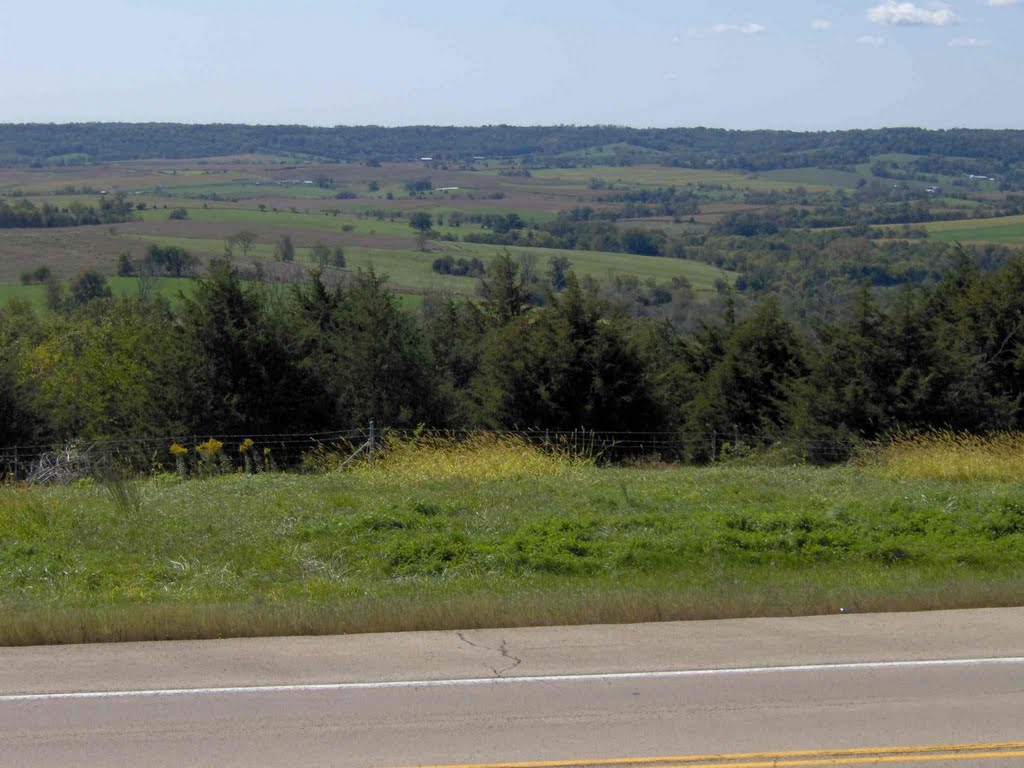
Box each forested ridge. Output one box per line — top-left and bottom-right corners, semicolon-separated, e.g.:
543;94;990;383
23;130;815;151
4;123;1024;171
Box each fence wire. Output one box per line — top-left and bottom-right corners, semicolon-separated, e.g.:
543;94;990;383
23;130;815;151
0;429;368;484
0;425;863;484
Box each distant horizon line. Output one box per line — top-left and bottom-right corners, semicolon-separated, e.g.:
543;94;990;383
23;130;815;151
1;122;1022;133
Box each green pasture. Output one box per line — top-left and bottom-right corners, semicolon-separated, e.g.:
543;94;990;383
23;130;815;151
123;230;734;295
145;181;341;201
0;283;45;307
924;214;1024;245
0;277;199;308
137;204;479;239
936;197;983;209
120;234;479;294
481;242;735;291
758;167;865;188
527;165;833;192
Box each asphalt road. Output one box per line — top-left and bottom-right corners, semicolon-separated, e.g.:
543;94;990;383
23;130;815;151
1;608;1023;767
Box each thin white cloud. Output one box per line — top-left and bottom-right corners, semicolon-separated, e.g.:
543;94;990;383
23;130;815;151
811;19;833;30
710;23;767;35
857;34;888;46
867;2;959;26
949;36;991;45
986;0;1021;6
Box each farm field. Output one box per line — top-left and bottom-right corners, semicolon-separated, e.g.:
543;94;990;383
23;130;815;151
527;165;834;192
0;282;44;306
924;213;1024;244
758;166;866;188
0;157;745;300
0;273;425;311
3;437;1024;646
0;276;199;307
4;150;1022;313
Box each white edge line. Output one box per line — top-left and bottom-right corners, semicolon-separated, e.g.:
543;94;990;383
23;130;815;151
3;656;1023;703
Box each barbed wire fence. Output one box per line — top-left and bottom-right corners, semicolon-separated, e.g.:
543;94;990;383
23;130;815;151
0;422;865;485
0;428;369;485
386;426;861;464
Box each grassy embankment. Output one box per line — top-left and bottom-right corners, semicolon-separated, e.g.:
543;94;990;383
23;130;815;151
2;434;1023;646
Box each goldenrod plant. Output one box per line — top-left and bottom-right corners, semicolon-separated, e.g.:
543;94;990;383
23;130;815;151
871;431;1024;482
195;438;224;476
170;443;189;478
239;438;255;474
348;432;593;481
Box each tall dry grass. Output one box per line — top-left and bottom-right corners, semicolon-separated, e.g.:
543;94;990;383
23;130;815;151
871;431;1024;482
350;432;593;482
4;572;1023;646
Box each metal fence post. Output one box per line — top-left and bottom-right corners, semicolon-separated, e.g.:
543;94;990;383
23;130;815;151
368;420;376;467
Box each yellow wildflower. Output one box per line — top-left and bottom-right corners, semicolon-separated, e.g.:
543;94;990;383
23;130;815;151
196;438;224;458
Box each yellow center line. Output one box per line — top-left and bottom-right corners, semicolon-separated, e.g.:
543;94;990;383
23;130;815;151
394;742;1024;768
654;750;1024;768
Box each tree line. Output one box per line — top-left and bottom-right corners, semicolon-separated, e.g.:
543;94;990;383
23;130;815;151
0;194;136;228
4;250;1024;463
3;124;1024;176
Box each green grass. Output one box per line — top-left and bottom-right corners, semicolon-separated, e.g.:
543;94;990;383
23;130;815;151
485;243;734;291
923;214;1024;245
140;204;476;239
758;167;865;188
147;182;341;200
0;277;198;308
0;283;45;306
119;236;480;294
2;459;1023;645
527;165;833;192
936;197;983;210
122;234;734;295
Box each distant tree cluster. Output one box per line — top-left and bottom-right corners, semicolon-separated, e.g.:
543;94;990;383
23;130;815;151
404;178;433;194
119;244;199;278
462;213;665;257
431;255;485;277
0;195;137;228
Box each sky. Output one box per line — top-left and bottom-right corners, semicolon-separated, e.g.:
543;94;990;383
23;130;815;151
0;0;1022;130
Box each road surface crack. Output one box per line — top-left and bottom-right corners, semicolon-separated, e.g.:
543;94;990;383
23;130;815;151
455;632;522;677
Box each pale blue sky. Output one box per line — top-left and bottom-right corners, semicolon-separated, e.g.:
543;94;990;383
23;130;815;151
1;0;1021;129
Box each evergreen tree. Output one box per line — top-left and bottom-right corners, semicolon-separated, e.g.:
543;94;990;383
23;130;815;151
177;264;306;434
292;269;439;427
686;298;808;458
0;301;43;449
480;251;528;325
475;276;659;430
